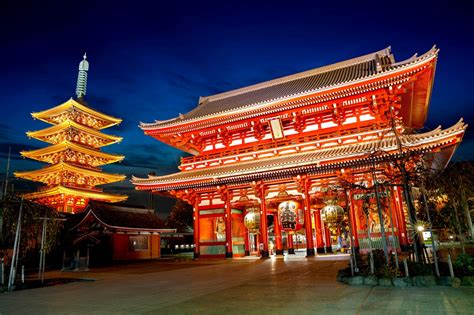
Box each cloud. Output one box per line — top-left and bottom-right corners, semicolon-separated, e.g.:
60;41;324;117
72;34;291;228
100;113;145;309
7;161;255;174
117;143;181;168
164;71;227;98
0;142;41;160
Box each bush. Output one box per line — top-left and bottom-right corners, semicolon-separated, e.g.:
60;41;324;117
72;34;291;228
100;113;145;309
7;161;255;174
372;249;386;270
376;264;402;278
407;261;433;276
453;253;474;276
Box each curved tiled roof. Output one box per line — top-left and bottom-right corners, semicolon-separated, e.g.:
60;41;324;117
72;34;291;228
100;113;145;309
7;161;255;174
32;98;122;129
20;140;125;165
22;185;128;203
133;119;466;190
26;119;123;147
141;46;438;130
14;161;125;184
68;201;175;232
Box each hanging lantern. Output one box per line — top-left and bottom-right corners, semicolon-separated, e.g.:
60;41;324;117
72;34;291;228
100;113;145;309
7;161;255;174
278;200;304;231
321;201;345;223
244;206;261;233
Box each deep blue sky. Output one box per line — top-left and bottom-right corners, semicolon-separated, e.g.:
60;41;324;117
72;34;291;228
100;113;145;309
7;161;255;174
1;1;473;214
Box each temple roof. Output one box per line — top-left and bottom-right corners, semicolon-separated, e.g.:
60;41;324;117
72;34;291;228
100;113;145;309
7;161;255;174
141;46;438;130
26;119;123;147
133;119;466;191
14;161;125;184
22;185;128;203
32;98;122;129
20;140;124;166
68;201;175;232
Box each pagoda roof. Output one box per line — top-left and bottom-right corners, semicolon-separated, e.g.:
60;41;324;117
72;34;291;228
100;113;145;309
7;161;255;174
133;119;466;191
14;161;125;184
32;98;122;129
68;201;175;233
20;140;125;166
26;119;123;147
141;46;438;131
22;185;128;203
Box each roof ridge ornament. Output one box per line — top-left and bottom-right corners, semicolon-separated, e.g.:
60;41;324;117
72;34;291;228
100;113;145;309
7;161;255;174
76;53;89;100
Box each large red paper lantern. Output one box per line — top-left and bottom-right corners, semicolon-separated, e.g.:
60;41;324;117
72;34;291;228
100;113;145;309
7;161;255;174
278;200;304;231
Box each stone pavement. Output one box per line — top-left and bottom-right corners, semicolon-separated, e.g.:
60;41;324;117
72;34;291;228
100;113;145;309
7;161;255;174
0;255;473;314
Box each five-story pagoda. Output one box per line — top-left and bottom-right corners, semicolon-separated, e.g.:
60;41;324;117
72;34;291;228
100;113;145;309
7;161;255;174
15;54;127;213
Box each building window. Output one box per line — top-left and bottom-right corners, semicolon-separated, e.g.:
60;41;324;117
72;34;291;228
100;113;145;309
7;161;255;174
129;235;149;251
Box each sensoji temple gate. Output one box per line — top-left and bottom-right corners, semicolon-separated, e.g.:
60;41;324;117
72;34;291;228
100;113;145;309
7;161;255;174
133;46;466;259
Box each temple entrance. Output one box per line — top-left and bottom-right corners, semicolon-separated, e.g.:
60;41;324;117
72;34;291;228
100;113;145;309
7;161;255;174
192;181;407;259
242;210;352;258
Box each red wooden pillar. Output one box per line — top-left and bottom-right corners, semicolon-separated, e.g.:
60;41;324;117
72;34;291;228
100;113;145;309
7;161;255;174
224;192;233;258
273;213;283;255
347;191;360;253
394;186;408;250
314;209;325;254
303;185;315;257
287;232;295;254
325;224;333;253
193;199;200;258
388;194;402;252
259;186;269;258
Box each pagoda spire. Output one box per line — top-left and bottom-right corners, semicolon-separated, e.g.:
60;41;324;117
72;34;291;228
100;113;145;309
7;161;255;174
76;53;89;99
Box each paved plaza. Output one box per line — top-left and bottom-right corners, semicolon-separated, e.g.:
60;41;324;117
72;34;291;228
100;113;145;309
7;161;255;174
0;254;473;314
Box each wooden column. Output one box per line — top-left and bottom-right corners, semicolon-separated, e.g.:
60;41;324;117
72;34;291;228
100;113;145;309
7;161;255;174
193;198;200;259
273;213;283;255
314;209;325;253
252;181;269;258
394;186;408;250
303;181;315;257
287;232;295;254
223;188;233;258
348;191;360;253
260;194;269;258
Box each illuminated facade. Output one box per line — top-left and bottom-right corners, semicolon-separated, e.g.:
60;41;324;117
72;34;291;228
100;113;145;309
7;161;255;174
133;47;466;258
15;55;127;213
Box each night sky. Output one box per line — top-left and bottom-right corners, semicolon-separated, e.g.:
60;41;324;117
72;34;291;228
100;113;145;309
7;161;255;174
1;1;473;216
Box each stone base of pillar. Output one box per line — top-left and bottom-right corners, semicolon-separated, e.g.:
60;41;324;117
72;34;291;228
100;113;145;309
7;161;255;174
275;249;284;255
306;248;315;257
244;250;250;256
260;250;270;258
193;252;200;259
288;248;295;254
326;246;333;253
225;252;233;258
316;247;325;254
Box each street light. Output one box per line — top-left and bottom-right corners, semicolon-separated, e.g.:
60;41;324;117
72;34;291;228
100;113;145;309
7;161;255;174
417;225;425;232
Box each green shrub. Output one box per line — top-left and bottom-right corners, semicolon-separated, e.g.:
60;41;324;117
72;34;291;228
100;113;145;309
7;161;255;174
407;261;433;276
376;264;402;278
372;249;386;270
453;253;474;276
